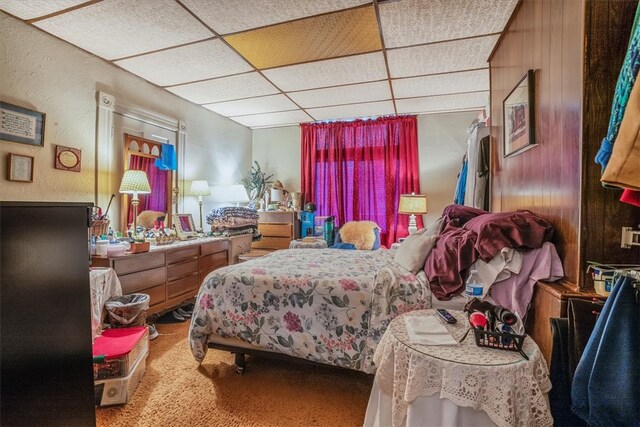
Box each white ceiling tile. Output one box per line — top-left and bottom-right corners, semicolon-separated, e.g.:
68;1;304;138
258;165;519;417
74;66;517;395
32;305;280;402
0;0;86;20
115;39;252;87
263;52;387;92
380;0;518;48
395;92;489;114
393;69;489;98
33;0;212;60
167;72;280;104
387;36;498;78
230;110;312;128
203;95;298;116
307;101;395;121
180;0;370;35
287;81;391;108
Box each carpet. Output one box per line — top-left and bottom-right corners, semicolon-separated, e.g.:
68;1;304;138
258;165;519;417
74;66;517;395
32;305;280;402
96;321;374;427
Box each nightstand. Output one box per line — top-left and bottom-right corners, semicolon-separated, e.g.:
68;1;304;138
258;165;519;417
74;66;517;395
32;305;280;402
237;249;272;263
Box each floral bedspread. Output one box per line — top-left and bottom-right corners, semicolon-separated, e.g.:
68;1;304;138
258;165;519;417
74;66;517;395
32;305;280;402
189;249;431;373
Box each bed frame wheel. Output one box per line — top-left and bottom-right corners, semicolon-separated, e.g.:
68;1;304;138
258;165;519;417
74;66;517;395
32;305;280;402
234;352;246;375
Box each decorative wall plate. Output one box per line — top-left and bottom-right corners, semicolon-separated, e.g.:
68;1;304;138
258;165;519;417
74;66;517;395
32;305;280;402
55;145;81;172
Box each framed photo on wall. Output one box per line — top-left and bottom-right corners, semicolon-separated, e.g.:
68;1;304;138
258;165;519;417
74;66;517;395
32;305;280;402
0;102;45;147
7;153;34;182
503;70;536;157
55;145;81;172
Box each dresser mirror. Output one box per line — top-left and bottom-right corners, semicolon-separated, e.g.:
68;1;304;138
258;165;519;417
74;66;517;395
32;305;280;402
121;133;173;232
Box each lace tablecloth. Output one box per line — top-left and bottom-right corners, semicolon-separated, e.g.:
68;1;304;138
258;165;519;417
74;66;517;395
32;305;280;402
373;309;553;427
89;267;122;339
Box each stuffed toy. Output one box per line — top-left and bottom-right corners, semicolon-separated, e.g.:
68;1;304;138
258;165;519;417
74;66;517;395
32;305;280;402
335;221;380;250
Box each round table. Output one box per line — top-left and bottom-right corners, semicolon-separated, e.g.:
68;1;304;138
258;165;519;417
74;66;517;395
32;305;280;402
364;309;553;427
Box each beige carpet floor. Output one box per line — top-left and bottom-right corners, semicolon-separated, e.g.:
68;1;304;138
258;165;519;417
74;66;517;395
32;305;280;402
96;321;374;427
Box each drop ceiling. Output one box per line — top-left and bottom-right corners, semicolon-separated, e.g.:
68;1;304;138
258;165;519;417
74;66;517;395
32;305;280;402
0;0;518;129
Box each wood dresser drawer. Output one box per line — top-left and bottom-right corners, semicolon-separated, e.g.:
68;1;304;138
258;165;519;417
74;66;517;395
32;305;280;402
119;266;166;294
166;259;199;282
146;284;167;307
201;239;229;256
252;236;291;249
258;211;295;224
200;252;227;271
259;223;292;237
166;246;199;264
167;273;199;299
112;251;165;275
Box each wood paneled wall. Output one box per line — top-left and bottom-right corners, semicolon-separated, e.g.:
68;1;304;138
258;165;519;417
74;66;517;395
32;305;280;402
490;0;640;289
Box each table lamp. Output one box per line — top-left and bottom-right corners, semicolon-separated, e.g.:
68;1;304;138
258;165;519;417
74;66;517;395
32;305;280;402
190;180;211;231
271;188;283;208
119;170;151;232
398;193;428;235
228;184;249;207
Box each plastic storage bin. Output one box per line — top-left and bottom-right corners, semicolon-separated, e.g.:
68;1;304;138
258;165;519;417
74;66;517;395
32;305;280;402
94;348;148;407
93;326;149;380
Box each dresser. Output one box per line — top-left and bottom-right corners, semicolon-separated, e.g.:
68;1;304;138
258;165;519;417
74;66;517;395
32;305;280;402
94;235;251;314
252;211;299;250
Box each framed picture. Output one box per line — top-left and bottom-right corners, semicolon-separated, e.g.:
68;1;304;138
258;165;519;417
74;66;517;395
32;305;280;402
0;102;45;147
55;145;81;172
174;213;197;239
7;153;34;182
503;70;536;157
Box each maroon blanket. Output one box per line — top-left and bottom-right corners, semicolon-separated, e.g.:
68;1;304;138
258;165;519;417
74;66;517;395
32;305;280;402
425;207;554;300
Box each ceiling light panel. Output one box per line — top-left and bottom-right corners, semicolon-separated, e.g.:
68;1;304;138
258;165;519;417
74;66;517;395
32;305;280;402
230;110;312;128
180;0;370;35
115;39;252;87
287;81;391;109
33;0;212;60
167;72;279;104
263;52;387;92
387;35;498;78
396;92;489;114
0;0;86;20
307;100;395;121
224;6;381;70
393;69;489;99
379;0;518;48
203;95;299;117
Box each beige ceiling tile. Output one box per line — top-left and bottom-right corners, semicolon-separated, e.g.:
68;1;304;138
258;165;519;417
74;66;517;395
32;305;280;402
0;0;87;20
224;6;380;69
393;69;489;98
115;39;252;87
33;0;212;60
203;95;298;116
180;0;370;35
287;81;391;108
307;100;395;121
230;110;312;128
387;35;498;78
380;0;518;48
167;72;279;104
395;92;489;114
263;52;387;92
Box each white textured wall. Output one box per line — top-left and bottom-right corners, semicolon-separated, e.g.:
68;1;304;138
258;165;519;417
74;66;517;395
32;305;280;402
252;112;478;225
252;125;301;192
0;12;252;226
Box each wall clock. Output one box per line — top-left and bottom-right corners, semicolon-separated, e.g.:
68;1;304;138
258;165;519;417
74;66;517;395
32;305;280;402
55;145;81;172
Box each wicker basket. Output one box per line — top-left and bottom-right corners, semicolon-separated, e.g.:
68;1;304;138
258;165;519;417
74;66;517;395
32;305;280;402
129;241;150;253
90;219;110;236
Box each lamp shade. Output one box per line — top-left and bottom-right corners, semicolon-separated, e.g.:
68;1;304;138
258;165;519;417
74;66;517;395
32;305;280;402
190;180;211;196
398;193;428;214
119;170;151;194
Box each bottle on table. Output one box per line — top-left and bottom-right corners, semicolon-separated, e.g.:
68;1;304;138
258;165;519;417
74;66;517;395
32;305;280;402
465;269;484;303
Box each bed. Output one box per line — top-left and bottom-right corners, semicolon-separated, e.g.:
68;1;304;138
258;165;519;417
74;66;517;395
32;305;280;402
189;205;562;374
189;248;431;373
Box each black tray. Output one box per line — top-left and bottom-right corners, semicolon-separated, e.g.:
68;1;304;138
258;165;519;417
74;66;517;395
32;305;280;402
461;328;529;360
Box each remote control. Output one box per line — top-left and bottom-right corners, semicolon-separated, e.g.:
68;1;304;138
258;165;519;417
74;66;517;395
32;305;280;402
436;308;457;324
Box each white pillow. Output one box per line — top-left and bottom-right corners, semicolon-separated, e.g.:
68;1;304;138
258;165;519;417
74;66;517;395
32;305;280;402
394;233;438;273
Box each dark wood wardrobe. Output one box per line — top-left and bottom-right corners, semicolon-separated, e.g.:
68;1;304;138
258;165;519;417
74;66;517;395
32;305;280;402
1;202;96;426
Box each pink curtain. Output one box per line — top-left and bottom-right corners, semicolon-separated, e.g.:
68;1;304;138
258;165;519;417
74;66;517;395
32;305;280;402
127;155;168;227
301;116;422;247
